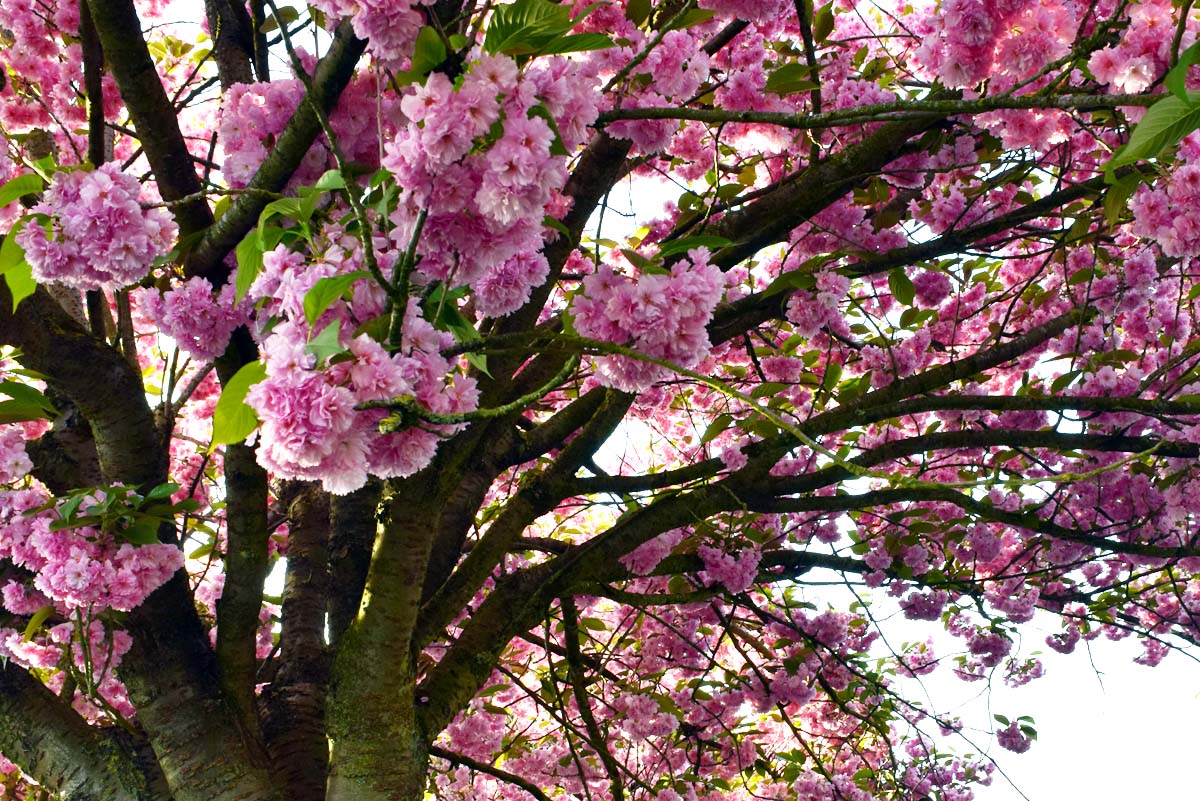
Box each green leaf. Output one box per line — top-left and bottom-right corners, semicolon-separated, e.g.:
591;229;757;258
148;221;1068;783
259;3;298;32
410;26;448;78
1166;42;1200;101
543;215;571;238
314;169;348;192
820;359;842;392
304;271;369;326
0;215;41;276
1103;170;1143;226
662;8;715;30
259;198;307;237
765;63;817;96
535;32;614;55
485;0;573;55
211;360;267;448
699;412;733;446
763;256;824;297
0;399;52;424
0;381;55;415
0;174;43;208
1105;92;1200;176
121;521;161;545
527;104;571;157
235;232;265;302
620;248;653;270
305;321;345;368
145;481;181;501
189;542;215;559
626;0;650;25
1049;369;1081;393
22;605;55;642
812;2;835;42
657;235;733;258
484;0;603;57
888;268;915;306
6;257;36;312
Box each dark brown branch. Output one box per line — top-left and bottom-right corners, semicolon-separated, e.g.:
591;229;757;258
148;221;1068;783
428;745;552;801
204;0;257;88
262;482;331;801
707;114;946;270
560;597;625;801
415;391;631;646
708;174;1114;345
85;0;212;236
0;661;166;801
213;330;272;752
327;481;381;648
183;22;367;283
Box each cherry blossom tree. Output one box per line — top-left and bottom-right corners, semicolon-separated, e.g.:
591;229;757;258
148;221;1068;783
2;0;1200;799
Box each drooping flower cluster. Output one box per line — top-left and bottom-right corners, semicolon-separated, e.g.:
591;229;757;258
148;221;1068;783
15;163;177;290
384;53;600;318
141;278;249;362
0;489;182;613
245;241;479;494
573;248;724;391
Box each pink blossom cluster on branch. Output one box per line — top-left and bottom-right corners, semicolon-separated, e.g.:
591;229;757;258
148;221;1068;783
15;163;177;290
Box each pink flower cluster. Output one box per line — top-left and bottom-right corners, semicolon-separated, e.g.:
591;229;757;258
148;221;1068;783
0;427;32;484
16;163;177;290
606;31;710;154
309;0;424;66
696;543;761;594
915;0;1074;88
219;72;401;190
1131;163;1200;258
785;269;851;339
0;489;183;613
245;247;478;493
1089;0;1184;94
141;278;249;362
996;720;1032;754
573;249;724;391
614;693;680;741
621;528;685;575
1;618;136;720
383;54;599;318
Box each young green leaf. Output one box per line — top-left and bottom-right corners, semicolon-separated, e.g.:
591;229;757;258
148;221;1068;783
235;232;265;302
305;320;346;368
657;235;733;258
1105;92;1200;176
888;268;915;306
1166;42;1200;101
211;360;267;448
22;605;55;642
304;271;369;326
0;173;43;208
6;257;36;312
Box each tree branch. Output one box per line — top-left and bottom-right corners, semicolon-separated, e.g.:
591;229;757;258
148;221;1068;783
596;93;1157;130
183;22;367;283
0;662;167;801
262;482;331;801
85;0;212;235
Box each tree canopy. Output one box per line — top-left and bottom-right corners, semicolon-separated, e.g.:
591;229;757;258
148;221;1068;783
0;0;1199;799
